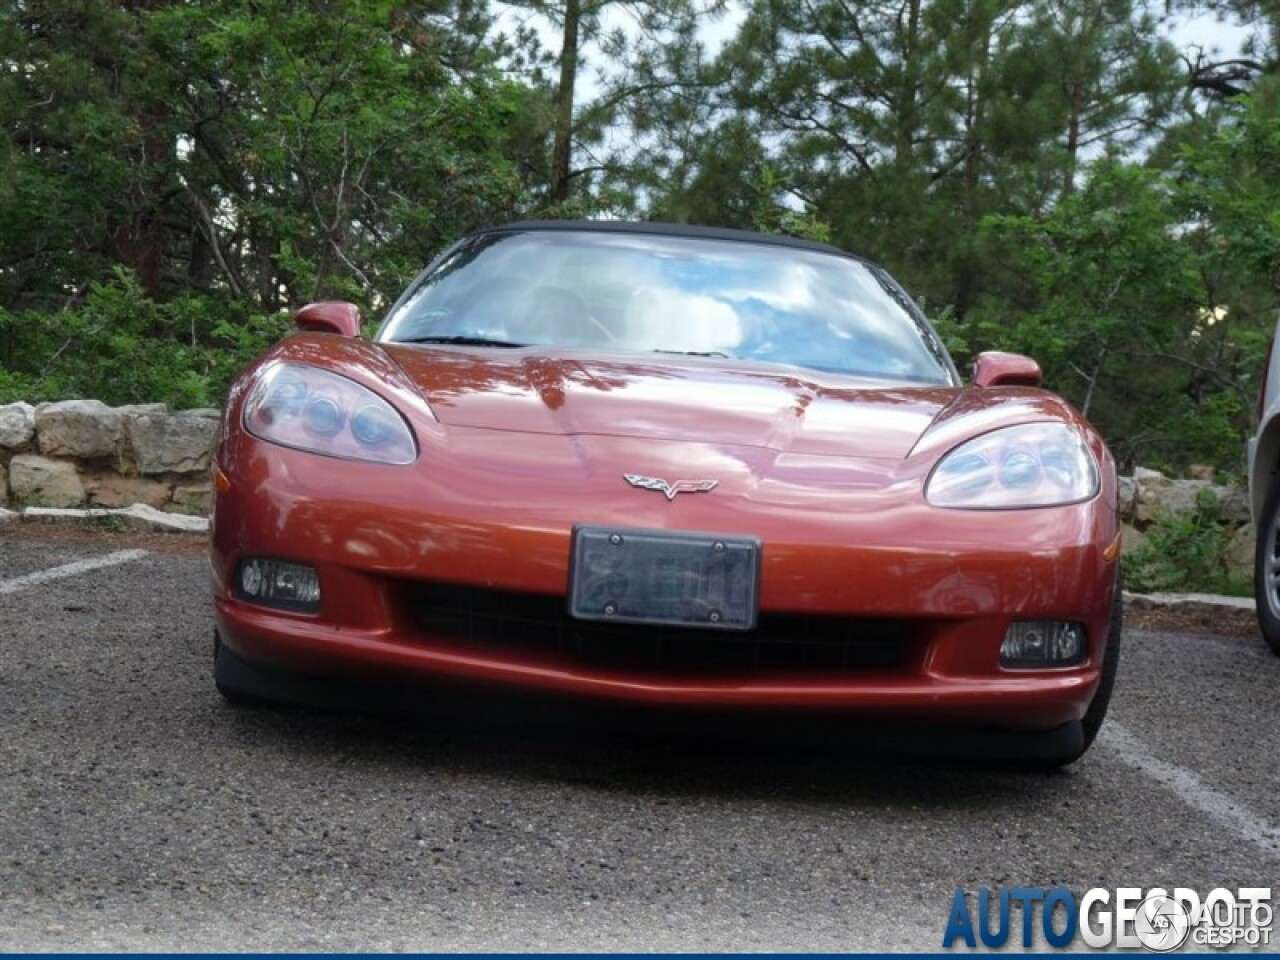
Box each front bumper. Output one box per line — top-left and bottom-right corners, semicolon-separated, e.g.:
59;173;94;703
211;432;1119;731
215;598;1101;727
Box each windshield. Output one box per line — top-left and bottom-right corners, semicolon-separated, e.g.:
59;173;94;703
379;229;957;384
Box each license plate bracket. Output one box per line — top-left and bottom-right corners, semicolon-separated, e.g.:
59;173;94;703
568;526;760;630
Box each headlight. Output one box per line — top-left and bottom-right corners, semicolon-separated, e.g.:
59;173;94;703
926;422;1098;509
243;363;417;464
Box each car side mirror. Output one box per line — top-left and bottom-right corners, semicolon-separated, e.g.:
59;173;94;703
972;351;1042;388
296;301;362;338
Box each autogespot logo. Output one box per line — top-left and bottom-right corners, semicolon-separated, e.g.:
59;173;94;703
942;886;1273;951
1134;894;1191;952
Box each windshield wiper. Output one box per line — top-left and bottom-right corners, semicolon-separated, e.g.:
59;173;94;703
399;335;526;348
653;349;732;359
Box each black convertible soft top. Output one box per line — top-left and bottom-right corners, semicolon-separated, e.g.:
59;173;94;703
471;219;869;264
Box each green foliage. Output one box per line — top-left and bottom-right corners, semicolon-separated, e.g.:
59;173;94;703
676;0;1186;318
0;0;553;315
0;365;35;402
1122;489;1250;596
0;270;285;408
969;92;1280;472
750;166;834;243
0;0;567;409
928;305;970;360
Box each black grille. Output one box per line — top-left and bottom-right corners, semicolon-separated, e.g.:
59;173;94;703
411;582;914;678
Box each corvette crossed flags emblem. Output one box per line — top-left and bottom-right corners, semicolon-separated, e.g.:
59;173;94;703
623;474;719;500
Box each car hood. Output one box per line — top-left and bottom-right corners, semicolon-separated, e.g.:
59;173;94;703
383;346;966;459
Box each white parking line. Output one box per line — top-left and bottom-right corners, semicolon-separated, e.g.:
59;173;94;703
1100;721;1280;854
0;549;150;596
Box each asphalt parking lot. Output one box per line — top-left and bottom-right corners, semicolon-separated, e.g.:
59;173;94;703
2;527;1278;951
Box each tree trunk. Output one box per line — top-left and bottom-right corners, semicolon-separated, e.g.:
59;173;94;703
111;99;172;302
955;12;991;318
894;0;923;171
549;0;581;205
1063;89;1082;197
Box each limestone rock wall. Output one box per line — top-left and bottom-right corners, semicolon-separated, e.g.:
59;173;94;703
0;400;218;515
1119;466;1252;583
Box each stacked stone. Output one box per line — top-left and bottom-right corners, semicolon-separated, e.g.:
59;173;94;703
0;400;219;515
1118;466;1253;583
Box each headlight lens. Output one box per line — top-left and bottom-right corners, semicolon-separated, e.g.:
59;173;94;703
243;363;417;464
926;422;1098;509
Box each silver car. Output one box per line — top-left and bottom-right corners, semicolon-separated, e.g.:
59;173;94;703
1250;328;1280;652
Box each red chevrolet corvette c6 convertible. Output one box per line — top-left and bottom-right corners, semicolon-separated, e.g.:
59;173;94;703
210;220;1122;764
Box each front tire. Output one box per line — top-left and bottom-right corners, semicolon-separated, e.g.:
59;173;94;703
213;630;265;705
1080;572;1123;751
1255;482;1280;655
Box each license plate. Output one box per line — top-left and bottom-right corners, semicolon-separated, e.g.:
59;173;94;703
569;526;760;630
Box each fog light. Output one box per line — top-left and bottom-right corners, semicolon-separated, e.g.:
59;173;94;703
1000;621;1086;669
235;558;321;612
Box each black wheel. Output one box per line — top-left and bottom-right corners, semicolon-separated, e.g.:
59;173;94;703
1255;481;1280;654
1080;571;1123;751
213;630;259;705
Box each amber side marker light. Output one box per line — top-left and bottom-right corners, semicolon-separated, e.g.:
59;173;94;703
1103;533;1122;563
213;463;232;494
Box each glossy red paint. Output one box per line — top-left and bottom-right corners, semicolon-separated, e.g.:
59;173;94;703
211;332;1119;732
385;345;960;458
972;351;1043;389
